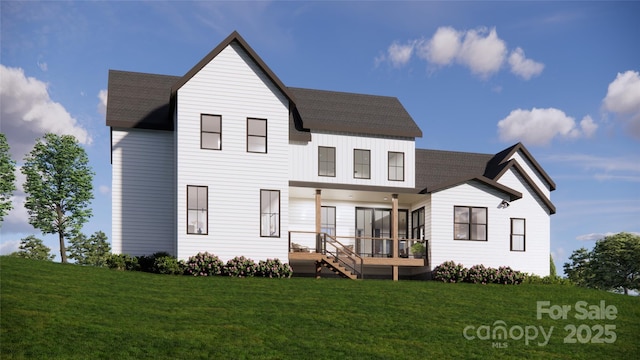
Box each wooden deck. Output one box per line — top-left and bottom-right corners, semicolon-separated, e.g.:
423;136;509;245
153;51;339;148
289;251;425;267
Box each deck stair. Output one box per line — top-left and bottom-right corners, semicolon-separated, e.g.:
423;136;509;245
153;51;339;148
319;255;358;280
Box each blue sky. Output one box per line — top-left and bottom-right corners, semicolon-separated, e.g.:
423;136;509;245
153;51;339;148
1;1;639;272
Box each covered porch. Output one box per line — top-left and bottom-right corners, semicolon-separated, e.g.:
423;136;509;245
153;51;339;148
288;184;430;280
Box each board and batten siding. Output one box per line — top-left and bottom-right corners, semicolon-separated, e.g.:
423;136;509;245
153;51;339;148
175;42;289;262
111;128;176;256
428;178;549;276
509;151;552;198
290;133;416;188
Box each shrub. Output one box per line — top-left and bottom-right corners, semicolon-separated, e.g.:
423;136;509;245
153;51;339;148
524;274;572;285
496;266;524;285
256;259;293;278
153;255;184;275
106;253;139;271
185;252;224;276
466;264;497;284
433;261;467;283
224;256;257;277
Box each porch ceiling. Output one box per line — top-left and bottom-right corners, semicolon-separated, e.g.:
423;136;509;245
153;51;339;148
289;186;425;205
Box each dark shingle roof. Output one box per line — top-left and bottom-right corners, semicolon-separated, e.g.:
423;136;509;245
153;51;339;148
289;87;422;138
106;70;178;131
415;145;556;214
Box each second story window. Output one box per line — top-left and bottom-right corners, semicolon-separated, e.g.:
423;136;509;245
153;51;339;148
247;118;267;153
388;151;404;181
201;114;221;150
318;146;336;177
354;149;370;179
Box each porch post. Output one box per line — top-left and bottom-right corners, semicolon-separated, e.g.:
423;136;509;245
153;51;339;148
392;194;399;281
315;189;322;253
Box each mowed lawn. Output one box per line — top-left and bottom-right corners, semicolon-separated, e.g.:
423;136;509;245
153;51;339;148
1;257;638;359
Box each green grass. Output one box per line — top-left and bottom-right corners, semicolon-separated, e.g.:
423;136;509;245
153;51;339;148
1;257;638;359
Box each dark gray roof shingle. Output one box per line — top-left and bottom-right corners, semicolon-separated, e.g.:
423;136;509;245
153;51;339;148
415;148;493;192
106;70;178;131
289;87;422;138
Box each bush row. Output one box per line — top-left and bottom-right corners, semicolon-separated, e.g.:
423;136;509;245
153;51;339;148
106;251;292;278
432;261;525;285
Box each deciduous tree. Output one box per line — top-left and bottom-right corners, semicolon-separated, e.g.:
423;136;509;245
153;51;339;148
0;133;16;222
21;134;94;263
69;231;111;267
564;233;640;295
12;235;55;261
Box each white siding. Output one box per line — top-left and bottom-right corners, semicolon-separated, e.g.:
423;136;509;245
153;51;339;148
290;132;416;188
111;128;176;256
175;42;289;262
428;178;549;276
509;151;552;197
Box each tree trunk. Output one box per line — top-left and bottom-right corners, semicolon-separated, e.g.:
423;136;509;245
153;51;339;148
58;230;67;263
624;288;628;295
56;204;67;263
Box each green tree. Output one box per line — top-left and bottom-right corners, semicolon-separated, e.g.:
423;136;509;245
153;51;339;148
0;133;16;222
69;231;111;267
549;253;557;278
21;134;94;263
12;235;55;261
564;233;640;295
564;247;592;287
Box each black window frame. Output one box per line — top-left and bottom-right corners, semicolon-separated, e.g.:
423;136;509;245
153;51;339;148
318;146;336;177
201;114;222;150
187;185;208;235
510;218;526;252
247;118;267;153
388;151;405;181
454;206;488;241
353;149;371;179
260;189;280;238
411;207;425;240
321;206;336;236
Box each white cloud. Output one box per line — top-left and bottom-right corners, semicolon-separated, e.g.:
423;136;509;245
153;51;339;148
577;232;640;241
497;108;597;146
602;70;640;138
457;27;507;78
387;41;416;68
418;26;460;65
2;168;34;234
0;65;91;160
98;89;108;116
508;47;544;80
378;26;542;80
37;60;48;72
0;239;20;255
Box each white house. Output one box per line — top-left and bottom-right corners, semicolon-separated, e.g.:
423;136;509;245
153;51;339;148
106;31;555;280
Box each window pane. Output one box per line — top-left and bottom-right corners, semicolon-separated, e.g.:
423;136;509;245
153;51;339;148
471;208;486;224
454;207;469;223
202;115;221;132
471;224;486;240
512;235;525;251
454;224;469;239
260;190;279;237
512;219;525;234
248;136;266;153
187;187;198;208
202;132;220;150
248;119;266;136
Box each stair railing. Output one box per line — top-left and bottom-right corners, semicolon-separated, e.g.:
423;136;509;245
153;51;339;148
319;233;363;279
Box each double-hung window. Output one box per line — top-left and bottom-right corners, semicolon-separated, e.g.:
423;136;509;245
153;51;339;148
260;190;280;237
354;149;370;179
187;185;208;235
318;147;336;177
454;206;487;241
510;218;526;251
388;152;404;181
201;114;221;150
247;118;267;153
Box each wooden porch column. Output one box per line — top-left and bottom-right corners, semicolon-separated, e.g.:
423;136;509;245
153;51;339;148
392;194;399;281
315;190;322;253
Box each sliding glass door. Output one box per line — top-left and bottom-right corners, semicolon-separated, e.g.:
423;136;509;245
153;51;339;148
355;208;407;257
